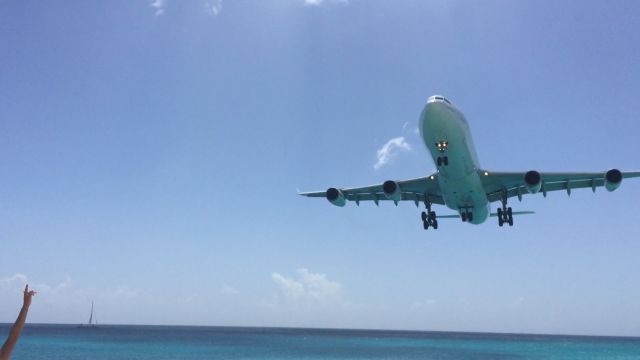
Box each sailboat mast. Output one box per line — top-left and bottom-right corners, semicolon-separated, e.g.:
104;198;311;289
88;301;94;325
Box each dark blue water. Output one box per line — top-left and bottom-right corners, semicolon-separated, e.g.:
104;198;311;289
3;324;640;359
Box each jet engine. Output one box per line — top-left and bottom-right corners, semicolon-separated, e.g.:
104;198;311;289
604;169;622;192
524;170;542;194
326;188;346;207
383;180;402;202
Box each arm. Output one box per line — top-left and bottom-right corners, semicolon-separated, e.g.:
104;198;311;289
0;285;36;360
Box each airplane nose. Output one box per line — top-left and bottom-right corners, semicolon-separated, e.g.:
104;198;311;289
420;96;457;134
423;98;447;116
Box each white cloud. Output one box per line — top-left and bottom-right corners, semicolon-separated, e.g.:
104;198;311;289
304;0;348;6
220;284;239;295
272;273;305;300
510;296;525;308
150;0;166;16
374;136;411;170
32;276;71;295
1;273;28;287
411;299;437;309
204;0;223;16
297;268;341;301
0;272;144;308
113;286;141;299
271;268;341;303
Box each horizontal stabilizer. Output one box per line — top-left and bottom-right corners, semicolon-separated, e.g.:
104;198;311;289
489;211;535;217
435;214;462;219
435;211;535;220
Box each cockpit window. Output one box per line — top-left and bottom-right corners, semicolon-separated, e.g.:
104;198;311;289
431;96;451;105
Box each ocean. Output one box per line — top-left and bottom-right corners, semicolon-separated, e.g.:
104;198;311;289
2;324;640;359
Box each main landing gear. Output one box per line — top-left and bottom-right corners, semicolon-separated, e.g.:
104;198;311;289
421;211;438;230
421;197;438;230
497;192;514;227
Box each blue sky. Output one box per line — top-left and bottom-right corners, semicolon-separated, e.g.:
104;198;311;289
1;0;640;336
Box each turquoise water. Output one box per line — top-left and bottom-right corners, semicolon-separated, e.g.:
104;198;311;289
3;324;640;359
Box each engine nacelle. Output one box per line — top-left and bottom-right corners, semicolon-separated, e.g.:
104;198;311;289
524;170;542;194
605;169;622;192
326;187;346;207
383;180;401;202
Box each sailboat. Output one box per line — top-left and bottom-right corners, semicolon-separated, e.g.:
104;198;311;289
78;300;98;328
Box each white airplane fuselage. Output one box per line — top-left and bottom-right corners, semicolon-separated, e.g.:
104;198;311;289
419;97;490;224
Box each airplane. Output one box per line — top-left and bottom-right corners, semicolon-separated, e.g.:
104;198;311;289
299;95;640;229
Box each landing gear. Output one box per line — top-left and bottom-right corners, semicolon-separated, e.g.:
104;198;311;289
497;192;514;227
435;140;449;167
460;208;473;222
420;197;438;230
421;211;438;230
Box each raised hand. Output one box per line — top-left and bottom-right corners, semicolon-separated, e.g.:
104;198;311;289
22;285;36;309
1;285;36;359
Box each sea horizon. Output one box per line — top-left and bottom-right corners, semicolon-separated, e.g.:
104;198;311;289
7;322;640;340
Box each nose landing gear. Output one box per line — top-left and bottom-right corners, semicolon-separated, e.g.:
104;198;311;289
435;141;449;167
460;208;473;222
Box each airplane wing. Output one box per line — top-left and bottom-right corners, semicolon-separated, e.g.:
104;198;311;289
481;170;640;203
298;173;444;206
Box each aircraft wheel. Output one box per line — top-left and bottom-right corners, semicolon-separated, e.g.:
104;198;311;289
429;211;436;221
437;157;442;166
421;211;427;222
508;217;513;226
423;220;430;230
461;212;467;222
498;218;504;227
467;211;473;222
507;207;513;217
443;156;449;166
432;220;438;229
